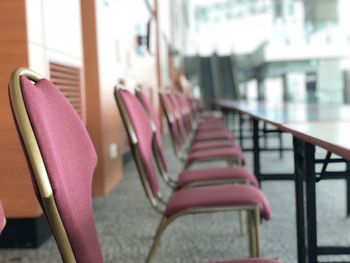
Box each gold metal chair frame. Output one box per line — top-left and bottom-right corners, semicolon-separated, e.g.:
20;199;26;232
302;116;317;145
135;88;177;189
115;86;262;263
158;92;185;160
146;205;261;263
114;85;164;213
9;68;76;262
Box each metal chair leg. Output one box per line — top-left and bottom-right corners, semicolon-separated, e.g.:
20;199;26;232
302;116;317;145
146;217;169;263
240;210;247;235
248;206;261;257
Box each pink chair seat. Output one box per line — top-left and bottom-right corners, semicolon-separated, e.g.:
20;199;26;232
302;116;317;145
203;114;224;122
198;120;225;128
194;130;234;142
177;166;258;189
197;124;226;132
191;140;238;152
187;148;244;164
211;259;282;263
165;184;272;219
0;202;5;234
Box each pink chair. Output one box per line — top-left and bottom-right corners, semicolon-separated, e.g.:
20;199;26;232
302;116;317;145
115;87;273;262
0;201;5;234
135;88;258;189
9;68;103;262
159;92;245;168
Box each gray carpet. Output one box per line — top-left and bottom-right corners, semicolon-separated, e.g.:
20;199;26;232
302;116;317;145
1;132;350;263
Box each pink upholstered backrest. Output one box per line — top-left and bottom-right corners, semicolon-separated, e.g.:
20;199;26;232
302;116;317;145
168;94;188;140
17;76;103;263
177;94;194;131
118;89;160;196
0;201;5;234
136;89;168;172
159;93;184;148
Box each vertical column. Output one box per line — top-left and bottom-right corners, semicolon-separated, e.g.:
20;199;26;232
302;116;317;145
241;82;248;100
306;72;317;103
343;70;350;104
282;73;289;102
257;78;265;101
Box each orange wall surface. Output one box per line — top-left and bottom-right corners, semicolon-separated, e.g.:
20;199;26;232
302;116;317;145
0;0;85;218
0;0;40;217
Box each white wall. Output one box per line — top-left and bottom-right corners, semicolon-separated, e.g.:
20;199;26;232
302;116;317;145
26;0;83;75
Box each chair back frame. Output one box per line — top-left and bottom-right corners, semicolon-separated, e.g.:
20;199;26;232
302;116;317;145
135;88;175;188
9;68;76;262
114;86;163;213
159;92;184;158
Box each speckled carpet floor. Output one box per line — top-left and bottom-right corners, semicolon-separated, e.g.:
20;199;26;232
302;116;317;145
1;130;350;263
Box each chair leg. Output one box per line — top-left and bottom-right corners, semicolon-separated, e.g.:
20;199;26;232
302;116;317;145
248;206;261;257
254;205;261;257
146;217;169;263
239;210;247;235
227;157;241;166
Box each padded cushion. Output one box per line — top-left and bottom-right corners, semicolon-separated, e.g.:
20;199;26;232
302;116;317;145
0;201;5;234
211;259;282;263
202;114;223;121
20;76;103;263
177;166;258;189
137;90;168;172
194;131;234;142
197;123;226;131
187;148;244;164
191;140;238;152
119;89;160;195
198;119;224;127
165;184;272;220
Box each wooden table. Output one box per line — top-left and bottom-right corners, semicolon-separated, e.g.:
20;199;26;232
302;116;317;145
217;100;350;263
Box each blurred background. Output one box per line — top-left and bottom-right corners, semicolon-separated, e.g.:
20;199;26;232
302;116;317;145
183;0;350;105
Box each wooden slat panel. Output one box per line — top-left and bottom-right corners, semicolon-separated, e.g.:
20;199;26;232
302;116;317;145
50;72;80;81
50;63;80;75
49;63;84;121
50;78;80;86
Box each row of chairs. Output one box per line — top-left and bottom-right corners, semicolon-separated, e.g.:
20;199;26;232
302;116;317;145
5;67;281;262
116;87;281;262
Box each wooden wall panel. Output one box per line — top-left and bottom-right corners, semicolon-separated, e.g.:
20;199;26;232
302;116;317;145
0;0;27;42
0;1;43;218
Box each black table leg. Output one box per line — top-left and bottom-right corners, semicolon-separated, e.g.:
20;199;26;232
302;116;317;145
305;142;318;263
239;112;243;148
222;108;229;128
253;118;261;185
293;137;306;263
346;162;350;217
279;131;283;159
